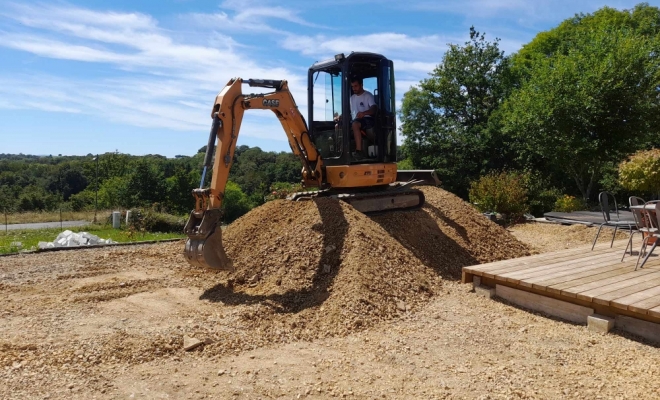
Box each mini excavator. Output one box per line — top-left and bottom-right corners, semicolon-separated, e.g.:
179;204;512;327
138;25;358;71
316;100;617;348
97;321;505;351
184;52;439;270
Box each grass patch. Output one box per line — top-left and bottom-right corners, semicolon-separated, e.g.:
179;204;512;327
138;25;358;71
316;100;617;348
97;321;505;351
0;225;185;255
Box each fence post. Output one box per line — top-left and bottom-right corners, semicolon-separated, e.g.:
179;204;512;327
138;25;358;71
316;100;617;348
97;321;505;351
4;208;7;234
60;207;63;230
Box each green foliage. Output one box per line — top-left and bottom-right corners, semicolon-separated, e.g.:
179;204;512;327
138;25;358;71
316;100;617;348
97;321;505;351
18;186;59;212
264;182;305;201
69;190;96;211
396;158;415;170
523;172;562;217
554;195;585;213
469;171;529;222
125;158;166;207
0;145;301;216
400;27;513;198
222;181;254;223
98;176;130;209
618;149;660;195
503;4;660;200
127;208;185;233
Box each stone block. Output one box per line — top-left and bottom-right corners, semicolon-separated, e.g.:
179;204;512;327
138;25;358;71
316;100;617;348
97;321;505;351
587;314;615;334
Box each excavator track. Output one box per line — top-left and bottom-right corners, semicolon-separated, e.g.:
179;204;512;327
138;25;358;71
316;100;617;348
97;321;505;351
288;186;425;214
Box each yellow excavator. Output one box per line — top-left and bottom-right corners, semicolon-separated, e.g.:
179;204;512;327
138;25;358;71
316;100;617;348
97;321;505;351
184;52;439;270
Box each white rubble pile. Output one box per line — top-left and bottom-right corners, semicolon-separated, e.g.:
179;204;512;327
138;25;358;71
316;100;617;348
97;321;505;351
38;230;115;249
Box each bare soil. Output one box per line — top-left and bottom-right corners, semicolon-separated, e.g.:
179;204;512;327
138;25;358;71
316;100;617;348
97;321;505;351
1;187;659;399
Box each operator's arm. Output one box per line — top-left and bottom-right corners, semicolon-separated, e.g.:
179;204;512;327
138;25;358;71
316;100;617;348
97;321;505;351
356;91;376;119
356;105;377;119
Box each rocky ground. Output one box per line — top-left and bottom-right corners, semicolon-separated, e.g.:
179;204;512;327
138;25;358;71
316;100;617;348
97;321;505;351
1;187;658;399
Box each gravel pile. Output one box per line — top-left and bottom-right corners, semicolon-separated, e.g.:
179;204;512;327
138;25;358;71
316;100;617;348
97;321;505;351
372;187;531;278
191;186;531;346
215;197;439;338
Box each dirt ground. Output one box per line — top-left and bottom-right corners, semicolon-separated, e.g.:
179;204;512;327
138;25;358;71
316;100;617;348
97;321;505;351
2;192;659;399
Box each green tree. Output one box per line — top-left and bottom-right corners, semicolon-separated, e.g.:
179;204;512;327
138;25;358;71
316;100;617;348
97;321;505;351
222;181;254;223
400;27;512;197
166;165;200;214
125;159;166;208
98;176;130;209
502;4;660;200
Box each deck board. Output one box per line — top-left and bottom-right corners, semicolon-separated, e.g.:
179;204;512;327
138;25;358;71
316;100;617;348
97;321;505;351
462;238;660;324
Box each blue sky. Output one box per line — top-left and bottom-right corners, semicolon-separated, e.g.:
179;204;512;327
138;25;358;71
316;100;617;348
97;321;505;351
0;0;656;157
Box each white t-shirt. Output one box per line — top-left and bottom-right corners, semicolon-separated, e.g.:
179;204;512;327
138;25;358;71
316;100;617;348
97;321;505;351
350;90;375;119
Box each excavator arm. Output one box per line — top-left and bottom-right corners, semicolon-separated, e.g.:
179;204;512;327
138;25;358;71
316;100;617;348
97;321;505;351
184;78;323;270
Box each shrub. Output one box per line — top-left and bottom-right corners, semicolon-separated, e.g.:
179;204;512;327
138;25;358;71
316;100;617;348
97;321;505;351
554;195;585;213
469;171;529;222
619;149;660;196
142;210;185;233
126;208;185;233
522;172;561;217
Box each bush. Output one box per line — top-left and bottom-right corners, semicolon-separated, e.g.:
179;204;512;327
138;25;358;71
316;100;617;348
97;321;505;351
469;171;529;222
264;182;305;202
126;208;185;233
523;172;561;217
619;149;660;196
554;195;585;212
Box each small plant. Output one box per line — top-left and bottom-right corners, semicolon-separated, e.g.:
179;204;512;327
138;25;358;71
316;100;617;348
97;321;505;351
469;171;529;223
554;195;584;213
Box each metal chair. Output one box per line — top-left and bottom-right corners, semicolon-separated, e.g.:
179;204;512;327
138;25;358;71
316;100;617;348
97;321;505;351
622;196;648;261
636;201;660;270
591;192;635;250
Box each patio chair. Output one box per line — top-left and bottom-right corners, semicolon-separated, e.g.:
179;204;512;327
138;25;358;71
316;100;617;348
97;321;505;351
636;201;660;270
622;196;648;261
591;191;635;251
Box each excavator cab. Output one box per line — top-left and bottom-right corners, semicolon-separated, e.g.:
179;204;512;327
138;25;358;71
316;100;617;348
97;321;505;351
308;53;397;166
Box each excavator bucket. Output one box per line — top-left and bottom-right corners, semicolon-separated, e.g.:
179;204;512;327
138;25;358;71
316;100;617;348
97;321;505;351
183;208;234;271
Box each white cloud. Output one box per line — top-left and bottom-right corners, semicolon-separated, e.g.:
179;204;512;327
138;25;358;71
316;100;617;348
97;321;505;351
410;0;635;21
281;32;451;60
0;3;310;143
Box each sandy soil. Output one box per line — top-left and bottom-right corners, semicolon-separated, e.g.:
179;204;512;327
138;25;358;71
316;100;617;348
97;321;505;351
1;191;659;400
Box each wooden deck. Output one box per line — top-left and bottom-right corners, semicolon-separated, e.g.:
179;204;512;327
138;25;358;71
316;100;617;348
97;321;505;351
462;239;660;325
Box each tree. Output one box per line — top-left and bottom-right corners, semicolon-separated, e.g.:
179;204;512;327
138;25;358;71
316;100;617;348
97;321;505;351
166;165;200;214
502;4;660;201
125;159;166;208
400;27;512;197
222;181;254;223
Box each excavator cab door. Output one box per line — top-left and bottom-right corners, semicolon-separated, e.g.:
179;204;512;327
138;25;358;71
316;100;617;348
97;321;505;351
378;58;396;163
